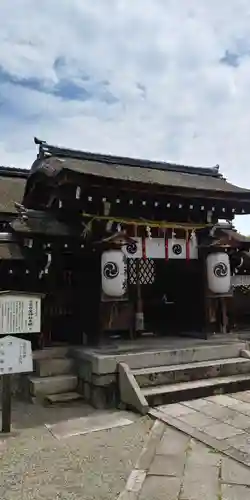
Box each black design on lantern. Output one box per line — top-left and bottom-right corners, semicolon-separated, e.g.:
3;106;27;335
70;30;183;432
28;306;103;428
126;241;137;255
172;244;182;255
213;261;228;278
103;262;119;279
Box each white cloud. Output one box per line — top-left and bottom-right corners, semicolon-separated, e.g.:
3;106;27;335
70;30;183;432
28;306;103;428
0;0;250;233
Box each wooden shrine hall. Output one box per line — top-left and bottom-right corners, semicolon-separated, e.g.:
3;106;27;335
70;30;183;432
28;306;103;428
2;138;250;347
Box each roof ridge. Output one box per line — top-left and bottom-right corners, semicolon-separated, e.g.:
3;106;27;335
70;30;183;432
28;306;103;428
0;166;30;178
33;137;221;178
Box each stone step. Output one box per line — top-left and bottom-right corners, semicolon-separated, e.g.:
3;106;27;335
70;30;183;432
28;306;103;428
45;392;83;404
141;373;250;407
33;347;69;361
133;357;250;387
34;358;75;377
74;342;246;374
29;374;78;396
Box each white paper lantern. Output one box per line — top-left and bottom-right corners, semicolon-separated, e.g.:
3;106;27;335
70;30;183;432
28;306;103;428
101;250;127;297
207;252;231;294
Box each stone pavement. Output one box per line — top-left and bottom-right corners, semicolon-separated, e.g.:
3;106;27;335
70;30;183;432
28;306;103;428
0;400;152;500
150;391;250;468
3;392;250;499
119;391;250;499
119;419;250;499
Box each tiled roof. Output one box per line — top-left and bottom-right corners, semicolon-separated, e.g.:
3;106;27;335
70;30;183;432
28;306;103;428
0;242;24;259
220;228;250;243
11;214;79;236
30;140;250;196
0;172;27;214
34;139;221;177
38;156;250;195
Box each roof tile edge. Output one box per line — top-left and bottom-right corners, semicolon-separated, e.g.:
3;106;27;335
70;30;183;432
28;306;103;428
33;137;221;178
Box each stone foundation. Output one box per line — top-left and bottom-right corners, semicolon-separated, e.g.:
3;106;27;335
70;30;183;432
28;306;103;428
70;338;249;410
76;360;119;409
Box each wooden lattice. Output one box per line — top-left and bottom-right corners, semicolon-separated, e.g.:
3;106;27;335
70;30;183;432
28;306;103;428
235;285;250;295
128;258;155;285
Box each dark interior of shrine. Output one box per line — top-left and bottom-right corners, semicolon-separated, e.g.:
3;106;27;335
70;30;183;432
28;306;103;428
141;259;205;336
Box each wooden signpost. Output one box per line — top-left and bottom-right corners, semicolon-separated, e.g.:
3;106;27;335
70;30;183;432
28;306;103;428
0;335;33;432
0;291;42;433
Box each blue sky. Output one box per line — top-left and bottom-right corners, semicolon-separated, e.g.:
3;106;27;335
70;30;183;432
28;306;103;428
0;0;250;233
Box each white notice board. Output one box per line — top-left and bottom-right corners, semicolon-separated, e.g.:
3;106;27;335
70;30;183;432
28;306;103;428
0;335;33;374
0;294;41;335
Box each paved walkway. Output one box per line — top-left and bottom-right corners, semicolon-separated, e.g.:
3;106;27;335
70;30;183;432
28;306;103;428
151;391;250;467
3;392;250;499
119;391;250;499
119;419;250;499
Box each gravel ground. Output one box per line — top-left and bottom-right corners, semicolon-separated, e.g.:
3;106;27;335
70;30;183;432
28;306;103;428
0;401;152;500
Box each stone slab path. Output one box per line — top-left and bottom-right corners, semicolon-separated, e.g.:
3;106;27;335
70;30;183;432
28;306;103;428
119;391;250;499
119;419;250;499
150;391;250;468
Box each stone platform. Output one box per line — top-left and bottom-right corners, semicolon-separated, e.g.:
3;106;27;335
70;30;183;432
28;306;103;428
70;336;250;410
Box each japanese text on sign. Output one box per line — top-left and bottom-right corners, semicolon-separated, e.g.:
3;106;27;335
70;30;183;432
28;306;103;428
0;295;41;335
0;336;33;375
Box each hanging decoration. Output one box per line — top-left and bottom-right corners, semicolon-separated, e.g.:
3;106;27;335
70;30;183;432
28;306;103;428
82;212;212;231
106;220;113;232
101;250;127;297
168;238;186;259
171;229;177;241
122;235;198;260
146;226;152;239
81;219;94;238
103;200;111;216
81;212;201;259
206;252;231;294
189;230;198;259
189;229;196;241
44;253;52;275
123;237;142;259
38;252;52;279
76;186;81;199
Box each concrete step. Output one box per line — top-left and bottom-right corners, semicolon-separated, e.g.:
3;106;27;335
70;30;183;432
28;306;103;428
75;342;246;374
33;347;69;361
34;358;75;377
29;374;78;396
45;392;83;404
133;357;250;387
141;373;250;407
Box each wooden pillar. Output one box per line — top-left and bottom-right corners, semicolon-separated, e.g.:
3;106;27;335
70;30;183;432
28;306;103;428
84;249;102;347
220;297;229;334
202;254;211;337
134;226;144;335
135;259;144;334
202;253;218;337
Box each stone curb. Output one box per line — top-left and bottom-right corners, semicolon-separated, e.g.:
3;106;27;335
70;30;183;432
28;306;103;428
149;408;250;469
116;419;165;499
